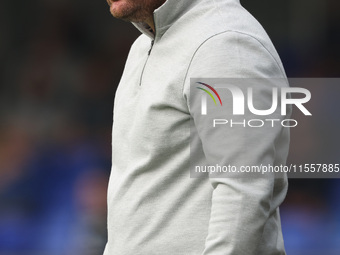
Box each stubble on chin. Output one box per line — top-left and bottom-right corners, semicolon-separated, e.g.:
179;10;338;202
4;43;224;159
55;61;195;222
109;0;165;23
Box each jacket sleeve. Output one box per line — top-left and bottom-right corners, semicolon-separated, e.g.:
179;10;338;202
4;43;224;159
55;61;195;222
183;31;290;254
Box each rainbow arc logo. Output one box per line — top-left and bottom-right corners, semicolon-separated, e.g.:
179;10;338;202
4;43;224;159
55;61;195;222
196;82;223;106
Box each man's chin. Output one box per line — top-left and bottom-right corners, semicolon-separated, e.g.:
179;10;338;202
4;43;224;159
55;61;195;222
110;1;133;20
109;0;153;23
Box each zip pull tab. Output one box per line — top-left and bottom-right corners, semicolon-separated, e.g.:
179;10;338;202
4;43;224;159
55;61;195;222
148;40;154;55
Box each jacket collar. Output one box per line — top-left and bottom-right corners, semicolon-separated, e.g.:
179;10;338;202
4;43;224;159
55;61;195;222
132;0;241;40
132;0;202;40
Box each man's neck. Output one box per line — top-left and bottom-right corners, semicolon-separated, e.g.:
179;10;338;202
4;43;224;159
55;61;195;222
145;16;155;33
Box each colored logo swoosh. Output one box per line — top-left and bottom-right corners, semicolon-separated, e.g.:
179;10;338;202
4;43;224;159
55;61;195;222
196;82;223;106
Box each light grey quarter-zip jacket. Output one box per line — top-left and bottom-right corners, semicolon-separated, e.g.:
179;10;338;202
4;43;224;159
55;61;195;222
104;0;289;254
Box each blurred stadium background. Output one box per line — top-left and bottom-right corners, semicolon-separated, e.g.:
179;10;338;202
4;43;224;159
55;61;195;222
0;0;339;254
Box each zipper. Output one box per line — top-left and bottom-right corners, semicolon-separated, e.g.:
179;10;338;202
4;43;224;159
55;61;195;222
139;40;154;86
148;40;154;55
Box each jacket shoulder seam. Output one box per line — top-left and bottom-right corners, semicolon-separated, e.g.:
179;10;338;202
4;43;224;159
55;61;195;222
182;30;286;96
